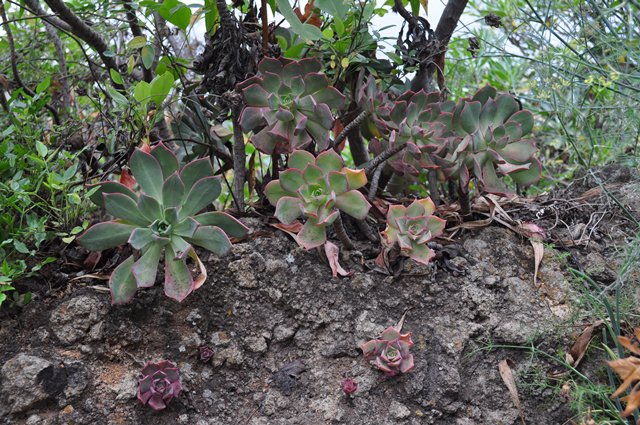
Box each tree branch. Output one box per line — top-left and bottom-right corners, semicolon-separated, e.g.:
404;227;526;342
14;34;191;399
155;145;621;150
124;1;152;82
44;0;118;71
44;21;71;112
330;110;370;151
21;0;71;32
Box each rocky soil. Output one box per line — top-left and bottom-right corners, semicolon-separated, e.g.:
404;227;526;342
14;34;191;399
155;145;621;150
0;165;638;425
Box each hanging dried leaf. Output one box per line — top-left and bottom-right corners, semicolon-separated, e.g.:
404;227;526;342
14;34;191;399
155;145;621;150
323;241;352;277
498;359;526;425
294;0;321;28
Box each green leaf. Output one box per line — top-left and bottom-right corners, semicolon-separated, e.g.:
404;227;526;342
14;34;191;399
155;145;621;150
137;194;163;222
77;221;136;251
104;193;149;226
335;190;370;219
132;243;162;288
315;0;349;18
193;212;248;238
35;140;48;158
133;81;151;105
103;50;116;57
149;71;174;106
106;85;129;107
130;149;164;201
128;228;154;250
173;217;199;238
180;176;219;219
159;0;192;30
128;36;147;49
295;217;326;249
164;247;194;302
150;143;179;177
110;256;137;304
179;158;216;193
36;76;51;94
275;196;303;224
186;225;232;256
275;0;323;41
264;180;286;206
141;45;155;70
333;17;345;36
13;240;30;254
203;0;219;34
410;0;420;16
162;173;185;208
110;69;124;85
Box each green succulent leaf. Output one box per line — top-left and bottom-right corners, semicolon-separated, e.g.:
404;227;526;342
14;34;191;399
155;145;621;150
88;182;137;208
179;158;215;193
279;169;305;193
130;149;164;201
137;194;163;222
109;255;137;305
335;190;370;219
128;227;154;250
510;158;542;186
162;173;186;208
194;212;249;238
186;225;232;256
173;217;199;238
275;196;303;224
343;168;367;190
288;150;315;170
169;235;191;259
459;101;481;134
264;180;286;206
77;221;136;251
315;150;343;173
295;217;326;249
180;176;220;219
164;247;194;302
150;142;180;178
408;244;436;265
132;243;162;288
104;193;149;226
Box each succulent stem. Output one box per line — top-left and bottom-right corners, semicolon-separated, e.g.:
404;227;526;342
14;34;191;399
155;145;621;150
368;164;384;201
333;213;355;250
458;185;471;219
230;93;246;212
331;110;370;150
363;144;407;176
428;169;440;205
355;218;379;243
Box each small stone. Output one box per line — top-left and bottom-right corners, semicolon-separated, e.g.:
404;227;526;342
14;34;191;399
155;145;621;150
61;405;74;414
245;336;268;353
389;401;411;419
1;354;54;414
273;324;296;342
114;372;137;401
211;331;231;346
49;296;108;345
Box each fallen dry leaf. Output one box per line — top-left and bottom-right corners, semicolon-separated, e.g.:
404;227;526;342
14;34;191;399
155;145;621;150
608;328;640;416
323;241;352;277
270;221;303;240
566;321;603;368
498;359;526;425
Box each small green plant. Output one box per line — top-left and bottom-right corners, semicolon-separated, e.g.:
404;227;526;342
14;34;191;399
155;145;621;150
137;360;182;411
78;143;248;304
238;57;345;154
361;325;415;376
377;198;446;267
264;149;370;249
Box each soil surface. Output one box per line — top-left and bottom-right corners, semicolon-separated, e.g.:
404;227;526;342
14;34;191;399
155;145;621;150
1;165;638;425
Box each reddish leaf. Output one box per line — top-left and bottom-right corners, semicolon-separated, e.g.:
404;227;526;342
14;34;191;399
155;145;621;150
323;241;352;277
119;168;136;189
294;0;322;28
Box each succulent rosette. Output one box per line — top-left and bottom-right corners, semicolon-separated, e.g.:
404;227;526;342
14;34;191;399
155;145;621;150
444;84;542;195
380;198;446;265
361;326;415;376
78;143;249;304
238;57;345;155
264;149;370;249
370;90;455;177
137;360;182;411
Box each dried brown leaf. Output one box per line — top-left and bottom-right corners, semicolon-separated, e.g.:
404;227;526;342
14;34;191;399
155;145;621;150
607;356;640;416
498;359;526;425
568;321;602;368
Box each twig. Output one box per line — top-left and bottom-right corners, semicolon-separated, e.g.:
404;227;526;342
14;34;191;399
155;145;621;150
331;110;370;150
21;0;71;31
44;21;71;112
355;218;379;243
362;144;406;176
333;213;355;250
260;0;269;56
124;1;152;82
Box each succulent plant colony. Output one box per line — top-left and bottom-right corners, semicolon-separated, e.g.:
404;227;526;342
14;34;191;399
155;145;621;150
80;56;543;396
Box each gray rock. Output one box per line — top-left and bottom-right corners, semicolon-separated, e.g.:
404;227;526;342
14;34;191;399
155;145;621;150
1;354;53;414
389;401;411;419
273;323;296;342
245;336;268;353
49;296;108;345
